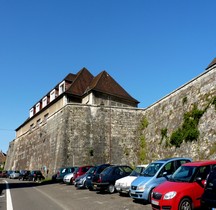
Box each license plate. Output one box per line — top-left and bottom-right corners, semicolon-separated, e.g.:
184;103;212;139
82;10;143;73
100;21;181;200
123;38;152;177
151;199;159;205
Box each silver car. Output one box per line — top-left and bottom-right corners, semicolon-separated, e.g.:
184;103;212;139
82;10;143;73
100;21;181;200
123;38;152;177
9;170;20;179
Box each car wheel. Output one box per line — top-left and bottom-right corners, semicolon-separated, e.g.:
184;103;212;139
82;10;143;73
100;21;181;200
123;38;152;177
107;184;115;194
178;198;192;210
70;178;73;185
83;181;87;189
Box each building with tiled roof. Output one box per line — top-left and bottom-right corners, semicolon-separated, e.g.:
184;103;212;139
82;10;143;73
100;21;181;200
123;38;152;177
16;68;139;138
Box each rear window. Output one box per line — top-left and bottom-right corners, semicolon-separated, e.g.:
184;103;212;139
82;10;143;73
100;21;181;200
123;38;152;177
101;166;113;175
97;165;109;173
121;166;133;173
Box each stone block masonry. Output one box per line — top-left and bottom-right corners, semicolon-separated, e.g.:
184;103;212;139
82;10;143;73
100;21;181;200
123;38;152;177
5;67;216;176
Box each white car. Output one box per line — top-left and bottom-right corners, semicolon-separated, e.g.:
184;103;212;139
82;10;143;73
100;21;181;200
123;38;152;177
115;164;148;195
9;170;20;179
63;172;74;184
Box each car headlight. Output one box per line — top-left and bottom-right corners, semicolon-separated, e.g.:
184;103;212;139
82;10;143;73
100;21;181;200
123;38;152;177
137;185;145;191
164;191;177;200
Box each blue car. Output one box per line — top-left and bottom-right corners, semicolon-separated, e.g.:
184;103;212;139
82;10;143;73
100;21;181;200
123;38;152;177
130;157;191;203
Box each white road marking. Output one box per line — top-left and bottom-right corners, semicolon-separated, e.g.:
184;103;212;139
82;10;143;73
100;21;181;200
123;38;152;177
4;180;13;210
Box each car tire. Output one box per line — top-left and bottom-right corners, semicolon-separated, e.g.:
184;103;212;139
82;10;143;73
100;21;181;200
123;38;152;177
83;181;87;189
178;198;192;210
107;184;115;194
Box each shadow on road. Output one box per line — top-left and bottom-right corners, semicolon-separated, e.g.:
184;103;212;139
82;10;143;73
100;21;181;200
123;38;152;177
0;178;58;192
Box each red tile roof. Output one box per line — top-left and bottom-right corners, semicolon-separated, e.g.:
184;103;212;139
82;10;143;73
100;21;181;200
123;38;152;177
86;70;139;103
65;68;94;96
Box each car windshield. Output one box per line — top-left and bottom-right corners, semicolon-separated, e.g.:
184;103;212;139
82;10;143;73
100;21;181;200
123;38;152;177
170;166;197;182
141;163;163;177
130;167;144;176
86;167;96;174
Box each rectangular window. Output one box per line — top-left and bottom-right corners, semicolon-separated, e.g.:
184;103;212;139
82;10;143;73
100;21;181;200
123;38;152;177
30;123;34;130
29;108;34;118
37;119;41;126
42;96;47;108
36;103;40;113
44;113;49;122
50;89;56;102
59;81;65;95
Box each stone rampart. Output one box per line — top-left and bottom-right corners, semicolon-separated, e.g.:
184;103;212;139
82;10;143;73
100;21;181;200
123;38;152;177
5;67;216;176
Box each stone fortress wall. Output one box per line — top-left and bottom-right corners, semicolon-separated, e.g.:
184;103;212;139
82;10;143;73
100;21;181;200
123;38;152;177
5;66;216;176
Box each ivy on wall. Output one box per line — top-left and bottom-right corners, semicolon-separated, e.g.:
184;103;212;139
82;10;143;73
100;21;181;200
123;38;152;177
164;95;216;148
138;117;148;163
170;105;205;147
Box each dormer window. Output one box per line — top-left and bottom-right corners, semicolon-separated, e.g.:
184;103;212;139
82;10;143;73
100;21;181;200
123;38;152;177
59;81;65;95
36;102;40;113
50;89;56;102
42;96;48;108
29;108;34;118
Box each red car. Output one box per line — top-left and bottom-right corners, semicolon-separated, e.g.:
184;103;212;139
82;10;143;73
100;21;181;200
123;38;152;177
151;160;216;210
72;165;93;184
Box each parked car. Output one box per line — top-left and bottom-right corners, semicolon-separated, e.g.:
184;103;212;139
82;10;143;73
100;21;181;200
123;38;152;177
200;166;216;209
9;170;20;179
28;170;45;181
86;163;111;191
19;170;31;180
6;170;13;178
0;170;7;178
56;167;78;182
115;164;148;195
130;157;191;203
151;160;216;210
92;165;133;194
72;165;93;184
63;168;79;185
74;166;97;189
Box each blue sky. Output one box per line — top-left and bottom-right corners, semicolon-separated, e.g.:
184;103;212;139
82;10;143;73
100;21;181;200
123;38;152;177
0;0;216;153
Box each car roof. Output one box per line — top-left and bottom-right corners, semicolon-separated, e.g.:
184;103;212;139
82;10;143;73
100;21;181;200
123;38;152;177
153;157;191;163
182;160;216;167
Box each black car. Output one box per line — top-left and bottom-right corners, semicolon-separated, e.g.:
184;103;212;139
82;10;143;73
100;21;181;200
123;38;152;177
201;168;216;209
92;165;133;193
19;170;30;180
86;164;111;191
28;170;45;181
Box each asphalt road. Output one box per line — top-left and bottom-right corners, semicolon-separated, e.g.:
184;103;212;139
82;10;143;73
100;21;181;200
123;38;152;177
0;178;152;210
